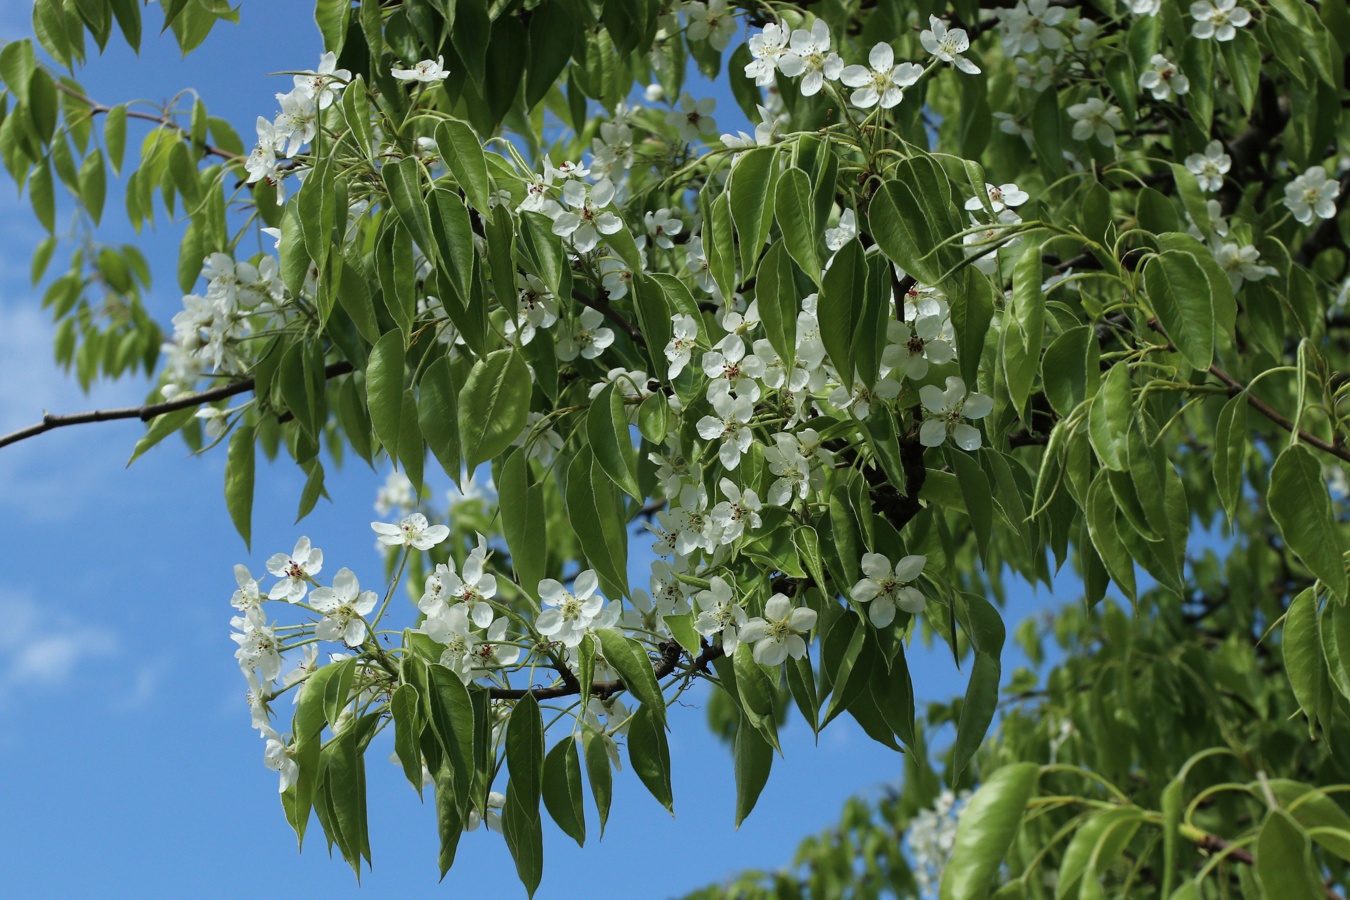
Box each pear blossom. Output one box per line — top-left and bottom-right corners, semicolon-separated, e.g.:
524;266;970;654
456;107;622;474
374;470;417;517
1127;0;1162;14
244;117;283;190
512;411;565;466
840;43;922;110
702;334;766;400
882;316;957;381
551;178;624;253
441;540;498;626
472;617;521;674
686;235;716;293
1212;241;1277;290
556;307;616;361
764;433;813;505
391;56;451;82
1067;97;1124;146
1190;0;1251;41
671;483;717;555
232;608;283;681
666;93;718;144
599;256;639;300
261;727;299;792
851;553;926;626
371;513;450;551
293;51;350;109
1072;17;1100;51
244;670;273;728
697;391;755;470
420;604;479;682
231;564;264;612
745;22;790;86
1138;54;1189;101
711;478;763;544
964;183;1029;214
645;208;684;250
777;20;844;96
1185;141;1231;192
282;645;321;693
665;314;700;378
825;209;858;251
921;16;980;74
999;0;1066;56
1284;166;1341;225
829;377;902;420
694;576;749;651
684;0;737;51
273;89;317;157
310;568;379;646
536;571;606;648
266;536;323;602
738;594;817;665
919;376;994;449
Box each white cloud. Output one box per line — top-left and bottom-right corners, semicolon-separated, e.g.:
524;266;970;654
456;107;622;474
0;589;118;705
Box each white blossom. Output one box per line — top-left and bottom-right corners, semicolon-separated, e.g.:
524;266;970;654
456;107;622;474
391;56;451;82
293;51;350;109
694;576;749;651
1190;0;1251;41
840;43;922;110
665;313;700;379
738;594;817;665
310;568;379;646
1138;54;1189;101
266;536;323;603
231;564;264;613
919;376;994;449
921;16;980;74
556;307;617;361
261;727;299;792
710;478;763;544
1185;141;1231;192
1067;97;1124;146
551;178;625;253
644;208;684;250
825;209;858;252
745;22;790;86
696;391;755;470
851;553;926;626
666;93;718;144
777;20;844;97
371;513;451;551
964;183;1029;214
1284;165;1341;225
1000;0;1066;56
1213;241;1278;290
536;571;605;648
684;0;738;51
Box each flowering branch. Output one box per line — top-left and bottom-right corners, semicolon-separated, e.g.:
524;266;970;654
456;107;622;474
0;360;354;450
485;639;718;701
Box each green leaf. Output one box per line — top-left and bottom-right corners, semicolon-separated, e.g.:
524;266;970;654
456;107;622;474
1088;364;1132;471
588;382;642;500
1056;808;1144;899
595;628;666;725
940;763;1039;900
582;727;613;836
390;683;425;796
1285;587;1333;738
730;146;777;272
705;190;737;302
458;349;531;476
734;713;773;828
127;405;198;466
953;594;1005;782
430;188;476;311
224;423;255;548
365;330;406;464
755;239;799;374
382;156;436;262
1041;326;1100;419
1145;250;1214;370
626;703;673;814
564;449;630;600
28;158;54;233
422;662;476;806
435;118;491;214
542;738;586;847
867;158;962;285
418;355;461;481
78;147;106;225
499;449;547;594
1004;242;1044;414
1270;444;1349;602
774;166;820;284
819;239;866;388
1256;809;1324;899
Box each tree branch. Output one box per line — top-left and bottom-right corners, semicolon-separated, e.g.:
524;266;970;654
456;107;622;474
54;83;244;162
0;361;355;450
1205;363;1350;464
485;640;724;701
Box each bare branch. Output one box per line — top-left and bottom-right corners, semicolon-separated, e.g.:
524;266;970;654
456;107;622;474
0;361;355;451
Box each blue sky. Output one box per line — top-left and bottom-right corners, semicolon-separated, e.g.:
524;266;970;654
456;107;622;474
0;7;1067;897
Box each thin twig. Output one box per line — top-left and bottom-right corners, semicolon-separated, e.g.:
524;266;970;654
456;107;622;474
0;361;355;450
54;83;244;162
486;640;723;701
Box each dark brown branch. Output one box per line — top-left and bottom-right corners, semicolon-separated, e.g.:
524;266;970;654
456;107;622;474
54;83;243;162
1205;363;1350;463
486;640;724;701
0;361;355;450
1194;832;1342;899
